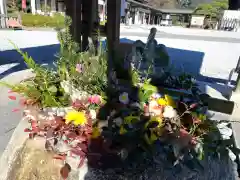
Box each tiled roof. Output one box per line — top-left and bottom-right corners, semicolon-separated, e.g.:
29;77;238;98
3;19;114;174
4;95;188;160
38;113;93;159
126;0;194;14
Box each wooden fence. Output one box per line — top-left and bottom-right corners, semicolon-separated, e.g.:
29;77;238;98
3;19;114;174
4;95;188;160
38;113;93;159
219;18;240;31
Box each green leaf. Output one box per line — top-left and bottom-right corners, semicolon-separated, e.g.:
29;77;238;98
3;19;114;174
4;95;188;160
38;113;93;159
144;90;154;101
138;90;145;102
48;85;58;93
142;83;158;93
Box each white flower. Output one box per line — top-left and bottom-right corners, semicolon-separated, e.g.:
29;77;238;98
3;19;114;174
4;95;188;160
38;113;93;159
163;106;177;118
119;92;129;104
89;109;97;119
57;110;65;117
191;78;197;83
151;93;162;99
149;100;162;116
60;80;73;94
114;117;123;126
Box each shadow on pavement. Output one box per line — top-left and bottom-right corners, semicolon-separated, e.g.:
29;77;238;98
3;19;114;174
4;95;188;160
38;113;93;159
0;44;59;79
0;40;233;98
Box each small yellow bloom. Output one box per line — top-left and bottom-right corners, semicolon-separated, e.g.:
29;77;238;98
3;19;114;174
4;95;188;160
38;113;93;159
65;111;87;126
157;98;167;106
91;127;101;139
165;95;176;108
120;126;127;135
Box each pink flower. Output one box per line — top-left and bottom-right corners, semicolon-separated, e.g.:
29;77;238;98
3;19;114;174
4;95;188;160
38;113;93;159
8;89;14;93
76;64;83;73
88;95;101;104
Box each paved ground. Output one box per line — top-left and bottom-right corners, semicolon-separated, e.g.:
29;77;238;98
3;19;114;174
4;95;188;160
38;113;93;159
0;26;239;157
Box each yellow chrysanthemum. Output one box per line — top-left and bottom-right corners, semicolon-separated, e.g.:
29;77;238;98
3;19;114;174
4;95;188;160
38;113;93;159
91;127;101;139
65;111;87;126
157;95;176;108
157;98;167;106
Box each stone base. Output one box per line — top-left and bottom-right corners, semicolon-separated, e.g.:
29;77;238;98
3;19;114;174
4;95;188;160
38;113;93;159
0;107;239;180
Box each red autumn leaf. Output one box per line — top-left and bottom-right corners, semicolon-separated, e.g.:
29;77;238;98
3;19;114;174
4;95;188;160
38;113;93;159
177;101;188;113
179;128;189;137
71;148;86;157
24;128;32;132
72;99;86;110
12;108;20;112
53;154;66;161
77;143;88;152
46;128;54;139
78;156;86;168
87;118;92;126
191;137;198;145
31;120;38;129
54;116;65;125
76;135;88;142
64;140;69;144
8;95;16;100
29;133;33;139
19;98;27;106
66;132;78;139
60;163;71;179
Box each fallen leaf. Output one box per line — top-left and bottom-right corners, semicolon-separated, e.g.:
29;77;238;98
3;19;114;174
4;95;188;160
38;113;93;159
60;163;71;179
8;95;16;100
12;108;20;112
78;156;86;168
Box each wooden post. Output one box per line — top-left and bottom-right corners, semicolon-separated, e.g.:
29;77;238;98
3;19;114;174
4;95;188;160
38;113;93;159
65;0;82;47
106;0;121;62
82;0;98;52
106;0;121;86
229;0;240;10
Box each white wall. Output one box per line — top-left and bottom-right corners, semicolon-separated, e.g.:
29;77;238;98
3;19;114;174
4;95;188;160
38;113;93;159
0;0;7;28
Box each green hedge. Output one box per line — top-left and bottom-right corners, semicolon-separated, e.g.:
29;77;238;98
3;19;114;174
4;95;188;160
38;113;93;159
21;13;65;28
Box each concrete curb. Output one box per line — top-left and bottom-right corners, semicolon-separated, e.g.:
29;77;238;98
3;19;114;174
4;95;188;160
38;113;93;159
230;93;240;167
0;119;28;180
